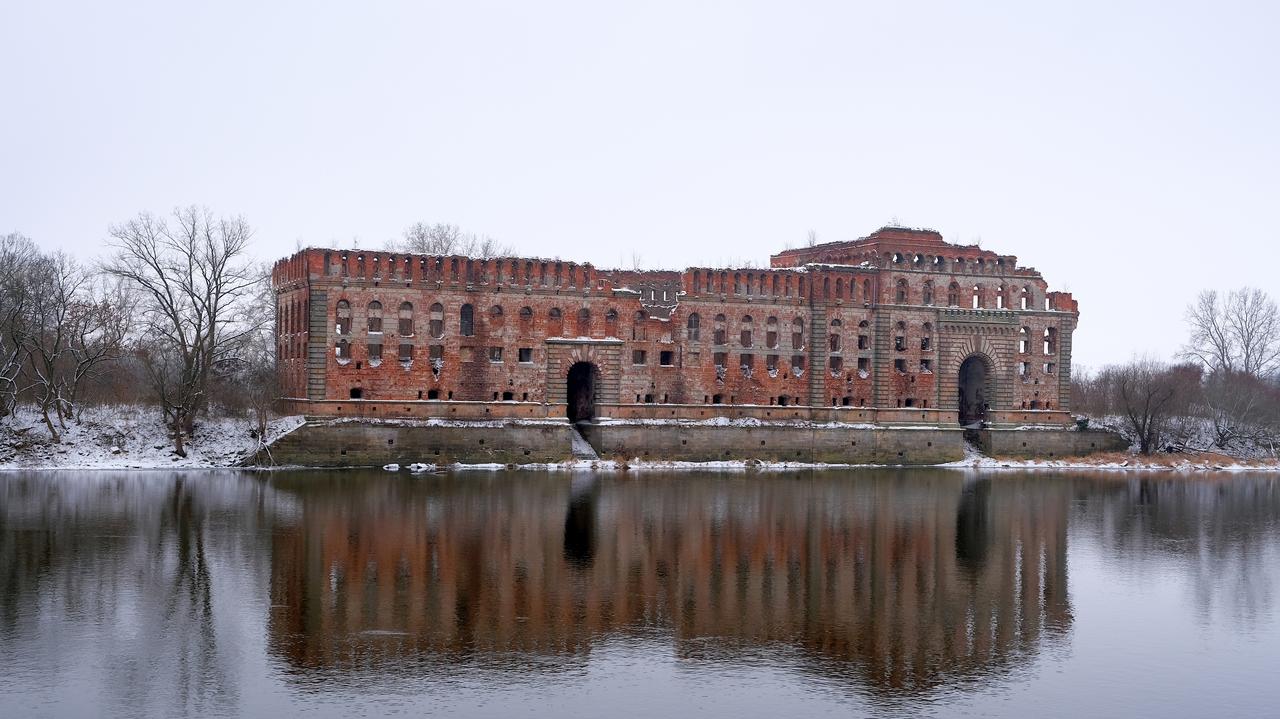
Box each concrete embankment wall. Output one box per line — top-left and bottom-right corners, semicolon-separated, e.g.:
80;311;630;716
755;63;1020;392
255;419;1127;467
976;428;1129;458
583;424;964;465
256;420;578;467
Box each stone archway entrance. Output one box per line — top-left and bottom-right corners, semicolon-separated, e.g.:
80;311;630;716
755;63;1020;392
566;361;598;425
958;355;991;427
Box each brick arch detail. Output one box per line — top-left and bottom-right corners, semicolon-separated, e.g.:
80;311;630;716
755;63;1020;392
544;341;623;406
938;333;1013;412
944;336;1004;377
562;345;608;373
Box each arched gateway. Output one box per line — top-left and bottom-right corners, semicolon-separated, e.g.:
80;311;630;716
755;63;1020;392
566;361;599;424
957;355;992;427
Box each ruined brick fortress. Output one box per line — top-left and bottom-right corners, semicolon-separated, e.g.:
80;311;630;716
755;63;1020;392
272;226;1077;428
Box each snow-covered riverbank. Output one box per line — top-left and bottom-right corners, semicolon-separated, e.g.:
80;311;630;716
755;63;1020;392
0;406;303;470
3;405;1277;472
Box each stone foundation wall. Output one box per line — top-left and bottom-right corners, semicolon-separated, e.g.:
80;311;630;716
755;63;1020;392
585;424;964;465
255;418;1124;468
256;419;967;467
256;420;578;467
977;428;1128;458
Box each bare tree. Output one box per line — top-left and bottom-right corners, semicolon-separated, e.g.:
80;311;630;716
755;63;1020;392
397;222;512;258
400;222;463;254
58;276;132;421
104;207;259;456
0;233;37;419
1197;371;1267;450
806;229;818;247
1113;357;1194;455
210;263;277;441
1184;288;1280;378
18;251;84;439
1227;288;1280;377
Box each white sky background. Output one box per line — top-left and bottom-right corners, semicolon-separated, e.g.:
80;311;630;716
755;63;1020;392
2;0;1277;370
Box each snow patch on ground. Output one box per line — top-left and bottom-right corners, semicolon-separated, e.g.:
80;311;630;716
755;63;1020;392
0;405;303;470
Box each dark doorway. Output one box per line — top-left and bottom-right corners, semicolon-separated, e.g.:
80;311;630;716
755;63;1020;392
958;355;990;427
566;361;598;424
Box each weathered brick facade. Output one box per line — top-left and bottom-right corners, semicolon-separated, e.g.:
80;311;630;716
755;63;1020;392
272;226;1078;426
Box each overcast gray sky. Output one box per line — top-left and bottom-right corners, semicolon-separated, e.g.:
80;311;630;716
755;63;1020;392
2;0;1277;369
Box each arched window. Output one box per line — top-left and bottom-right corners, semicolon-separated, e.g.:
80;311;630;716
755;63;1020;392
1044;327;1057;354
857;320;870;350
335;300;351;335
1019;327;1030;353
921;322;933;351
895;278;908;304
488;305;504;331
791;317;805;350
996;285;1006;309
766;316;779;348
336;339;351;360
740;315;753;347
829;318;841;352
687;313;701;341
398;302;413;335
835;277;843;298
518;306;534;334
633;310;648;340
605;309;619;335
823;277;830;299
713;314;727;345
429;303;444;338
922;281;934;305
548;307;563;336
367;301;383;333
460;304;474;336
577;307;591;336
972;285;982;309
948;283;960;307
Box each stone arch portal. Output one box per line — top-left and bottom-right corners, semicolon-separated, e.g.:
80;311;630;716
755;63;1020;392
566;361;600;424
958;354;993;427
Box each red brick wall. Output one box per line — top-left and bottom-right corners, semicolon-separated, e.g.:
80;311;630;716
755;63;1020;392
273;226;1078;423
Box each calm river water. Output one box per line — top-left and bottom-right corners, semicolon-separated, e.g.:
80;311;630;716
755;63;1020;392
2;469;1279;718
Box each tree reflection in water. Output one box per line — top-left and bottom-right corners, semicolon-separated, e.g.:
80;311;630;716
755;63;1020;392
0;471;292;717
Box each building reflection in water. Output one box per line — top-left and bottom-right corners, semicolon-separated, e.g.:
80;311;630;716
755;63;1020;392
4;469;1279;713
266;470;1075;695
